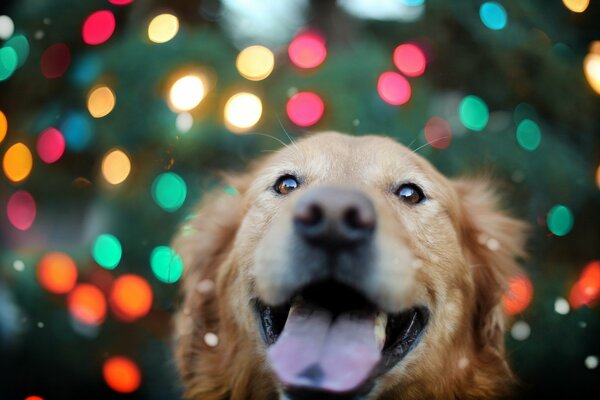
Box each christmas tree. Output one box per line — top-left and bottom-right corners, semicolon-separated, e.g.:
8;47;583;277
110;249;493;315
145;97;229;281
0;0;599;398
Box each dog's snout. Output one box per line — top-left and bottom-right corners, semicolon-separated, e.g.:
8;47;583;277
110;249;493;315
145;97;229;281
293;187;375;247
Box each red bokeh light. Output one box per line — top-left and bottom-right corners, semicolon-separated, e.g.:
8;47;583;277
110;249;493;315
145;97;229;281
37;252;78;294
288;31;327;69
40;43;71;79
7;190;36;231
68;284;106;325
110;274;153;321
25;396;44;400
82;10;116;46
502;274;534;315
103;356;141;393
393;43;426;77
37;127;65;164
286;91;325;127
377;71;411;105
109;0;135;4
424;116;452;149
569;261;600;308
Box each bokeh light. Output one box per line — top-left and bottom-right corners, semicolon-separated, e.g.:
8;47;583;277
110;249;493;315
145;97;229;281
61;112;93;151
570;261;600;308
288;31;327;69
40;43;71;79
424;116;452;149
0;110;6;143
562;0;590;13
0;15;14;40
458;95;489;131
110;274;153;321
152;172;187;212
503;274;534;315
236;45;275;81
82;10;116;45
547;204;574;237
3;142;33;183
0;46;18;81
36;127;65;163
286;91;325;127
150;246;184;283
92;234;122;269
224;92;263;132
168;75;205;112
377;71;411;105
68;283;106;325
516;119;541;151
596;164;600;189
87;85;116;118
24;396;44;400
479;2;508;30
7;190;36;231
37;252;78;294
393;43;426;77
103;356;141;393
5;34;29;69
109;0;135;4
583;50;600;96
101;149;131;185
176;112;193;133
148;14;179;43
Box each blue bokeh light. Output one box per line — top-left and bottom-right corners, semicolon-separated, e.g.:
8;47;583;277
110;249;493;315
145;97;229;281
480;2;507;30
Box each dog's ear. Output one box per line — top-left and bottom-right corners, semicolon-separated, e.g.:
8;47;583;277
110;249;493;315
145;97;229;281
452;179;528;351
171;174;250;399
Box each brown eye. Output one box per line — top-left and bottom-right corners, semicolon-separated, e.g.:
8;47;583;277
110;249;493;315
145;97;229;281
274;175;299;195
396;183;426;205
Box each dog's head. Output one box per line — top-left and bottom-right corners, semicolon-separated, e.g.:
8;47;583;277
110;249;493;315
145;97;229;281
173;132;527;399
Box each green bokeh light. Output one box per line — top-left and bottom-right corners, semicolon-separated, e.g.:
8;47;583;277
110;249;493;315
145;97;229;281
5;34;29;67
152;172;187;212
150;246;183;283
458;95;489;131
92;234;122;269
516;119;541;151
547;205;574;237
0;47;18;81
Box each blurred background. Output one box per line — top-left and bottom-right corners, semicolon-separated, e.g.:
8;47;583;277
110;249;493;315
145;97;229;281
0;0;599;398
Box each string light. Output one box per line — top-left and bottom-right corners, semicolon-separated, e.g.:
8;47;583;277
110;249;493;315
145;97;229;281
103;356;141;393
3;142;33;183
37;252;78;294
547;204;574;236
7;190;36;231
0;15;14;40
286;91;324;127
458;95;489;131
110;274;153;321
377;71;411;105
61;111;93;151
87;85;116;118
503;274;533;315
479;2;508;30
68;283;107;325
288;31;327;69
92;234;122;269
148;14;179;44
152;172;187;212
236;45;275;81
5;34;29;67
562;0;590;13
516;119;541;151
40;43;70;79
82;10;116;45
583;42;600;95
424;116;452;149
224;92;263;132
393;43;426;77
0;46;17;81
168;75;205;112
101;149;131;185
0;110;7;143
150;246;184;283
36;127;65;163
569;261;600;308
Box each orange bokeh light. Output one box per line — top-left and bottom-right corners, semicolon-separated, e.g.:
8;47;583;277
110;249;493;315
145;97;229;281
502;274;534;315
68;284;106;325
37;252;78;294
25;396;44;400
569;261;600;308
103;356;141;393
110;274;153;321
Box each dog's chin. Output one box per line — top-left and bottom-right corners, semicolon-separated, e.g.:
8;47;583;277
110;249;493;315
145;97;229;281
254;280;429;399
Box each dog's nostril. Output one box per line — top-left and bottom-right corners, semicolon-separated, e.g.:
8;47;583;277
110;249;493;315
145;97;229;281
295;203;323;227
343;207;373;231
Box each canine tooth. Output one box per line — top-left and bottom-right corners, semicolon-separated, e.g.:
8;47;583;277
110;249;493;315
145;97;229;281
374;312;387;350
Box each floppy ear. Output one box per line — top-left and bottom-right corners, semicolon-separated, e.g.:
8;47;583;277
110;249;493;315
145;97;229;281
452;179;528;351
172;177;248;399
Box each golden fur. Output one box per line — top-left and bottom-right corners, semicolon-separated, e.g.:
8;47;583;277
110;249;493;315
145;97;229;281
173;132;527;399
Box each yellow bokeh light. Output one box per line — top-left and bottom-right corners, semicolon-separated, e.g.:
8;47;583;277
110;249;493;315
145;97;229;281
224;92;262;132
88;86;116;118
169;75;205;112
562;0;589;13
148;14;179;44
102;149;131;185
0;110;7;144
597;165;600;190
584;52;600;95
3;142;33;183
236;45;275;81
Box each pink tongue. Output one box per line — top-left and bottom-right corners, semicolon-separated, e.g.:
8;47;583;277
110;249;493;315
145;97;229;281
267;302;381;393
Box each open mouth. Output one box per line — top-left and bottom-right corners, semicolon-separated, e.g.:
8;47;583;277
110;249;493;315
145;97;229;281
255;280;429;396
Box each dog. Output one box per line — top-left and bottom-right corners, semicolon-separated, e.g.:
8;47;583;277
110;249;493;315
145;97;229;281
173;132;527;399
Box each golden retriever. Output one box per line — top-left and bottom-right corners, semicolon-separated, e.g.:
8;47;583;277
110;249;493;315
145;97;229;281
173;132;527;399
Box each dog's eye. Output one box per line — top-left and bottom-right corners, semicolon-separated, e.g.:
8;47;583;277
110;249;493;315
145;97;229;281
274;175;299;195
396;183;426;205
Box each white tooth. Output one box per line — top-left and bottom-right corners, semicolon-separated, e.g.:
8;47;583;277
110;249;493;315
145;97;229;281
374;312;388;350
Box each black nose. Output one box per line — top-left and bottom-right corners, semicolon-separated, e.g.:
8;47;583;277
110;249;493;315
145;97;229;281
293;187;376;248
